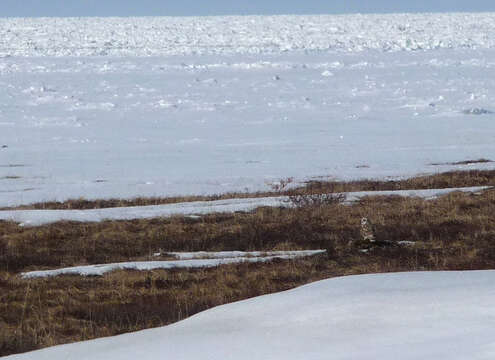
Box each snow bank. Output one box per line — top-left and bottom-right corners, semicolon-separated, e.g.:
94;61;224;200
21;250;326;278
2;13;495;57
0;187;489;226
6;271;495;359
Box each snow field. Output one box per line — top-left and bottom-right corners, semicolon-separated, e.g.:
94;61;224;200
1;41;495;207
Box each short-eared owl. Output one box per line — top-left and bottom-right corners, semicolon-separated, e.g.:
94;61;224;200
360;217;376;242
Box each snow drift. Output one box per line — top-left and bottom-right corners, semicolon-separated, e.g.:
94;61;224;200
5;271;495;359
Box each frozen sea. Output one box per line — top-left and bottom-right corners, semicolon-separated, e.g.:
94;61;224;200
1;13;495;207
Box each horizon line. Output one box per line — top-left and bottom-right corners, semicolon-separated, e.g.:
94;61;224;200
1;9;494;19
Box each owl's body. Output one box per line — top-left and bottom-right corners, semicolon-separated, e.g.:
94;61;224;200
360;217;376;242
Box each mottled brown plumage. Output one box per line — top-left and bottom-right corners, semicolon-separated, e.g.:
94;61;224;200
360;217;376;242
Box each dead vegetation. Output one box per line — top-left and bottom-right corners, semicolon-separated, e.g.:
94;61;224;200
1;170;495;356
430;159;493;166
4;169;495;210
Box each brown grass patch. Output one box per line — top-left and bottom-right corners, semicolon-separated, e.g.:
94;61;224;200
430;159;493;166
1;172;495;356
0;164;27;168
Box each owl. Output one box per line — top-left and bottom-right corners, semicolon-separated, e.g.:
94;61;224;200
360;217;376;243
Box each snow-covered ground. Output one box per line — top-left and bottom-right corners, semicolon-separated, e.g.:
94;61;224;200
0;186;489;226
6;271;495;359
21;250;326;278
1;14;495;207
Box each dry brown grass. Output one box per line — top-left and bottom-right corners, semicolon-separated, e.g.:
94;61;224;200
430;158;493;166
4;169;495;210
1;171;495;356
0;260;334;355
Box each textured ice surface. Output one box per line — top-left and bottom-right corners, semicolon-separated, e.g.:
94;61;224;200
1;14;495;207
2;13;495;57
6;271;495;360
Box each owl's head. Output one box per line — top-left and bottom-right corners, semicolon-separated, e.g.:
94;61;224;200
361;217;368;225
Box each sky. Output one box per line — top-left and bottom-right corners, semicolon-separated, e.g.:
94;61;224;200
0;0;494;17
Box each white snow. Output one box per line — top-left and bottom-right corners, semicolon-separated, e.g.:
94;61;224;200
6;271;495;359
163;250;326;260
1;14;495;207
0;186;489;226
21;250;326;278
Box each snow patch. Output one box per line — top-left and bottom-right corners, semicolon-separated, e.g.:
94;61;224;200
21;251;326;278
161;250;326;260
0;186;490;226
